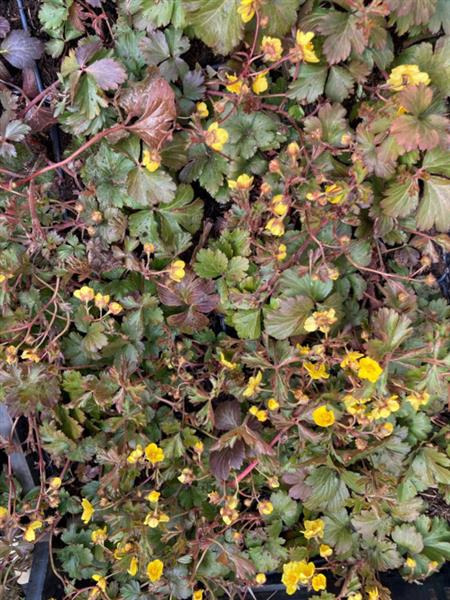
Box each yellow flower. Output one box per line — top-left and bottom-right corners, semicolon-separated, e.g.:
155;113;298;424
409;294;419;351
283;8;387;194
147;559;164;582
405;557;416;569
387;64;430;91
325;183;345;204
261;36;282;62
267;398;279;410
258;500;273;515
81;498;94;524
142;149;161;173
304;362;329;380
24;520;43;542
94;293;110;310
296;344;311;356
304;308;337;334
178;467;194;484
292;31;319;63
252;72;268;94
243;370;262;397
357;357;383;383
128;556;138;576
127;444;143;464
302;518;324;539
146;490;160;503
218;351;238;369
366;587;379;600
255;573;267;585
343;395;366;416
312;405;335;427
276;244;287;261
380;422;394;437
5;345;17;364
256;409;268;422
108;301;123;315
194;440;204;453
205;122;229;152
193;590;204;600
114;543;133;559
144;242;155;254
225;73;245;94
144;514;160;528
312;574;327;592
238;0;256;23
0;507;8;521
91;526;108;544
271;194;289;217
21;349;40;363
49;476;62;490
145;442;164;464
228;174;254;191
92;574;107;593
0;272;13;283
167;259;186;283
265;217;285;236
282;561;315;595
340;351;364;370
74;286;95;302
319;544;333;558
406;391;430;411
196;102;209;118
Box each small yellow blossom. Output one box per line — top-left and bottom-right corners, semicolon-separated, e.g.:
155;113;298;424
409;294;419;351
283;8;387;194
406;391;430;411
128;556;138;576
142;149;161;173
238;0;257;23
168;259;186;283
0;272;13;283
296;344;311;356
265;217;285;236
302;518;325;539
261;36;282;62
114;543;133;560
387;64;430;91
91;526;108;544
252;72;268;94
271;194;289;217
366;587;379;600
380;422;394;437
267;398;279;410
405;557;416;569
228;174;254;191
108;301;123;315
24;520;43;542
243;370;262;397
312;405;335;427
145;442;164;464
92;574;107;593
74;286;95;302
282;561;315;595
144;514;160;528
258;500;273;515
357;357;383;383
94;293;110;310
49;477;62;490
0;507;8;521
225;73;245;94
325;183;345;204
178;467;194;484
194;440;204;453
343;395;367;417
127;444;143;464
255;573;267;585
21;349;40;363
193;590;204;600
291;31;319;63
312;574;327;592
268;476;280;488
304;308;337;334
319;544;333;558
144;242;155;254
81;498;94;524
304;362;329;380
340;351;364;370
5;345;17;364
146;490;160;503
276;243;287;261
205;122;229;152
196;102;209;118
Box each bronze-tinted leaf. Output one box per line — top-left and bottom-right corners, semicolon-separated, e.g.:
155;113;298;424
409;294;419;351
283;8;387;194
214;400;242;431
209;440;245;480
85;58;127;91
1;30;44;69
119;68;176;149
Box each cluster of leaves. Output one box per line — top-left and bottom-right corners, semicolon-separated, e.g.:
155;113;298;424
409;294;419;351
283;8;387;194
0;1;450;599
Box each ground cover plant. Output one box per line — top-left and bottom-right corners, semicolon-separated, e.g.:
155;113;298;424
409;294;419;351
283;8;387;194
0;0;450;598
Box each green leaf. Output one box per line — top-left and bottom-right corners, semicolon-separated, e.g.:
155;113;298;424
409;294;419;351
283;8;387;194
417;175;450;232
287;64;327;103
264;296;314;340
323;509;355;555
304;467;349;512
392;524;424;554
270;491;300;527
423;147;450;177
325;66;355;102
127;166;176;208
226;111;286;160
411;448;450;487
232;309;261;340
83;323;108;355
279;272;333;301
226;256;249;283
318;11;366;64
259;0;304;36
416;516;450;561
58;544;94;579
128;210;159;242
194;248;229;278
347;240;372;267
381;179;419;218
183;0;243;55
